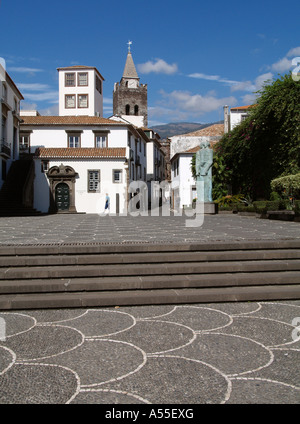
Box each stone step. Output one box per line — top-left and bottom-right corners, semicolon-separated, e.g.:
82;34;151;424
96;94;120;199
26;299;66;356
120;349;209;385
1;259;300;280
0;284;299;310
0;271;299;294
1;249;300;267
1;239;300;257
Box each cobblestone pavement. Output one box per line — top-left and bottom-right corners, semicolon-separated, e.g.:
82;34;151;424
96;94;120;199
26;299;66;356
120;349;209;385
0;301;299;404
0;213;300;245
0;214;299;404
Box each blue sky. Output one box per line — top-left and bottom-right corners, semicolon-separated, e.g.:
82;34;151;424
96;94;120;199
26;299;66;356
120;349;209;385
1;0;299;126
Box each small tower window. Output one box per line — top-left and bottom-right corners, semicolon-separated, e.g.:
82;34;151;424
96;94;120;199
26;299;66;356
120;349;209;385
125;104;130;115
134;105;139;116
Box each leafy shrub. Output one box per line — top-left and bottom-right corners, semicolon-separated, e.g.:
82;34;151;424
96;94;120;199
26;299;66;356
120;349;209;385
270;191;282;201
271;173;300;198
295;200;300;216
236;204;256;213
215;194;244;207
253;201;268;214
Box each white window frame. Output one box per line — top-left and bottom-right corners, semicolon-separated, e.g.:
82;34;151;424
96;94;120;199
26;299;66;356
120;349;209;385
88;170;100;193
78;72;88;86
113;169;122;184
68;133;81;148
95;134;107;148
65;73;75;87
78;94;88;109
65;94;76;109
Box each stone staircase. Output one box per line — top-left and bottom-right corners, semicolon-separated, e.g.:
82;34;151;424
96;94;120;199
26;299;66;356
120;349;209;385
0;240;299;310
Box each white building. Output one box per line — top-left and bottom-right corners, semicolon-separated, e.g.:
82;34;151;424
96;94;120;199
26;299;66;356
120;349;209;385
223;105;252;132
58;66;104;117
170;147;197;210
0;63;23;190
20;115;147;214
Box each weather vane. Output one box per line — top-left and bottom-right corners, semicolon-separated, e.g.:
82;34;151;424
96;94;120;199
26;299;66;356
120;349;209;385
127;40;132;52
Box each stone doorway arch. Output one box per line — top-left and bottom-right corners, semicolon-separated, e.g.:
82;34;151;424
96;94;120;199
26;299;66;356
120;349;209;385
47;164;78;213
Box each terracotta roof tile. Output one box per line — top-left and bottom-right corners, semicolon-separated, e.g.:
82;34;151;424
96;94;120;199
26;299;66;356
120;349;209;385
21;116;124;126
230;105;254;110
35;147;126;159
182;124;224;137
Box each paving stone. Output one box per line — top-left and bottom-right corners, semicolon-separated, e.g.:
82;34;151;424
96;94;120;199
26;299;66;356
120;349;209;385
0;215;299;403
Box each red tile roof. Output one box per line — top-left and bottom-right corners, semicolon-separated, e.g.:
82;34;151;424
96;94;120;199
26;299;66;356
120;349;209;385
182;123;224;137
35;147;126;159
230;105;253;111
21;116;124;126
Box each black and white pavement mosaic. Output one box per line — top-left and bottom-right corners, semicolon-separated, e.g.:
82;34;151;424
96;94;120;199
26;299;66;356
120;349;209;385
0;213;300;245
0;214;299;404
0;301;299;404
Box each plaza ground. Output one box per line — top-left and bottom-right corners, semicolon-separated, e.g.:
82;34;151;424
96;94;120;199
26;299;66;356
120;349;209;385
0;213;299;404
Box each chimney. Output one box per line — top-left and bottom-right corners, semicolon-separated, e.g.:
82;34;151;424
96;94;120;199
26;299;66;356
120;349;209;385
223;105;229;134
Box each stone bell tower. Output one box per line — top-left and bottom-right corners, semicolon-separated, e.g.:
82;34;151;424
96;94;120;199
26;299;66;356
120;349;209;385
113;42;148;128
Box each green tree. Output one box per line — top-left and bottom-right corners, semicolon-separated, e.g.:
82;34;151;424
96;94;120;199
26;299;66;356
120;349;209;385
216;72;300;199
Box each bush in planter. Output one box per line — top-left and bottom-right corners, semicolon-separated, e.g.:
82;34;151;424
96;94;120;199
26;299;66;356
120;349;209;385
294;200;300;217
270;173;300;199
266;201;281;211
236;204;256;213
253;201;268;214
215;194;244;207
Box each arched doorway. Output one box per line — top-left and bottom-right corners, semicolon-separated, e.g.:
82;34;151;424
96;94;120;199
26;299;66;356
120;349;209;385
55;183;70;211
47;164;78;213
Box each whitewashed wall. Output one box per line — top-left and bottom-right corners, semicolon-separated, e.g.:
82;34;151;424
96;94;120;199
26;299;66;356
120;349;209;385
0;65;21;189
28;126;129;153
171;154;196;209
58;69;103;117
230;111;248;130
34;158;128;214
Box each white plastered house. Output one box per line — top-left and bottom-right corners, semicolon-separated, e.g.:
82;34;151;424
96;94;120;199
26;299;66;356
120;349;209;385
0;63;23;190
170;147;197;210
20;115;148;214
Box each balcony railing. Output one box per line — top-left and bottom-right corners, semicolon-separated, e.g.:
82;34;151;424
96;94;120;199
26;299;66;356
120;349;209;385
0;138;11;157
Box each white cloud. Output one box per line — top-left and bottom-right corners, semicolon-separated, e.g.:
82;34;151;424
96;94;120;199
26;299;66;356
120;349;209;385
269;46;300;73
8;67;43;74
188;72;253;90
22;91;58;102
16;83;50;91
271;57;292;72
138;59;178;75
230;81;256;92
287;47;300;57
254;72;273;89
241;93;258;105
159;89;237;115
103;97;113;104
39;104;59;116
189;73;221;81
20;102;38;111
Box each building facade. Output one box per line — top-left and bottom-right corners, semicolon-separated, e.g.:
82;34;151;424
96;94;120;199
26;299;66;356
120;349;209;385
20;115;147;214
0;63;23;190
58;66;105;117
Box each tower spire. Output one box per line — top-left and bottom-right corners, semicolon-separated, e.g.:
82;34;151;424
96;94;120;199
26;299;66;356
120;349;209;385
127;40;132;52
122;43;139;80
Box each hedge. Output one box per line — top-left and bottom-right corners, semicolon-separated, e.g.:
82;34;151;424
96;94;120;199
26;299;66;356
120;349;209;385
270;173;300;197
252;200;290;213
